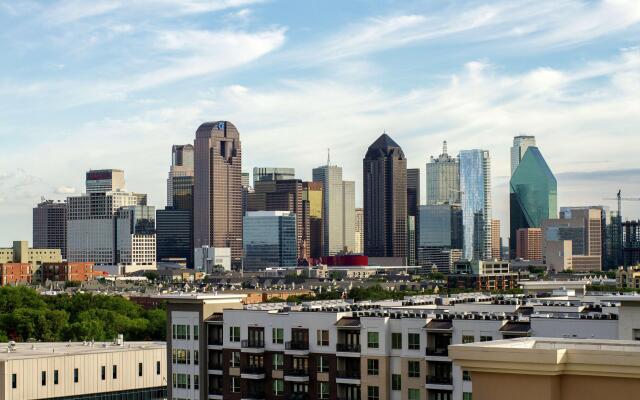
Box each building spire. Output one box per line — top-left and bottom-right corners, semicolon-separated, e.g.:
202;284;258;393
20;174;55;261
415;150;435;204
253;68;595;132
327;148;331;166
442;140;448;156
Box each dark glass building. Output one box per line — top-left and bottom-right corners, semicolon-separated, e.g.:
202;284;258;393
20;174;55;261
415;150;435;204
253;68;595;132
157;209;193;266
243;211;297;269
363;133;407;258
407;168;420;265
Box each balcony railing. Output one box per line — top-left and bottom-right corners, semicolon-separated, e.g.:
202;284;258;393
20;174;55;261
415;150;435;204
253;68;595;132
425;347;449;357
285;368;309;376
209;388;223;396
208;361;223;370
208;338;223;346
336;369;361;379
242;339;265;349
290;393;309;400
426;375;453;385
243;392;266;400
285;341;309;350
242;366;266;375
336;343;361;352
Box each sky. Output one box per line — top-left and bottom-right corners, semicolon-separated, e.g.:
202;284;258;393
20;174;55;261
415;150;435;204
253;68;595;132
1;0;640;245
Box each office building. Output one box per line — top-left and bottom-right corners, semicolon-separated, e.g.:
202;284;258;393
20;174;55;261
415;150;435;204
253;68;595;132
449;260;519;291
312;164;355;255
363;133;407;258
355;208;364;254
156;208;192;266
33;199;67;259
85;169;125;194
450;338;640;400
253;167;295;185
303;182;323;259
510;135;536;176
407;168;420;264
491;219;501;260
509;146;557;256
0;340;166;400
243;211;297;269
242;171;252;216
115;206;156;268
0;240;62;282
167;144;194;208
623;221;640;267
193;121;243;268
194;246;231;272
426;141;459;205
40;261;101;282
418;204;463;272
516;228;543;261
459;149;492;260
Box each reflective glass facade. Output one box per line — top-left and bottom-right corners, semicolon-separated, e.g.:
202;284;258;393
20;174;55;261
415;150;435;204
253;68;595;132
419;204;463;248
459;150;492;260
509;147;557;255
156;209;192;266
243;211;297;269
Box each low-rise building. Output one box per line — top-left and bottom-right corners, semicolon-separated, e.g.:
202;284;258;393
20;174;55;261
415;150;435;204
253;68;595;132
41;262;104;282
0;263;31;286
616;266;640;289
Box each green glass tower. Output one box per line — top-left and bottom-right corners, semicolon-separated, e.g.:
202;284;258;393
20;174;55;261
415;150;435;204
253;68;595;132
509;147;557;257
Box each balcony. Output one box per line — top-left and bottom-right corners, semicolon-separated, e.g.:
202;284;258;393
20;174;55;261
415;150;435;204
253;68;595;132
286;341;309;350
242;392;266;400
208;361;223;373
209;387;223;397
241;366;266;379
426;376;452;385
425;347;449;357
284;368;309;382
241;339;265;352
290;393;309;400
336;369;361;385
208;338;223;346
336;343;361;353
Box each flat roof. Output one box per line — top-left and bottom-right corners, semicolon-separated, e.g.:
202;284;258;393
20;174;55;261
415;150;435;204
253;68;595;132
0;341;165;361
153;293;247;300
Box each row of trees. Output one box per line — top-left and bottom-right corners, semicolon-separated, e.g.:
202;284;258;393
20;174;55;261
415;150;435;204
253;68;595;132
0;286;165;343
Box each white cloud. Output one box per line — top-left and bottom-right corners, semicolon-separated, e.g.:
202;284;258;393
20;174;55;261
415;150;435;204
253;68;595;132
55;186;76;194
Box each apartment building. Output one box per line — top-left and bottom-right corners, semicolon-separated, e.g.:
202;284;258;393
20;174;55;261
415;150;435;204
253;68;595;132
165;292;640;400
0;340;166;400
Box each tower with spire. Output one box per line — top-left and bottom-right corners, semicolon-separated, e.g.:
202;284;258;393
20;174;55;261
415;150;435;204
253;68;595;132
426;140;460;205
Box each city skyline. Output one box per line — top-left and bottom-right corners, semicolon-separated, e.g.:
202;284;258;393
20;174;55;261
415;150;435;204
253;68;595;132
2;0;640;244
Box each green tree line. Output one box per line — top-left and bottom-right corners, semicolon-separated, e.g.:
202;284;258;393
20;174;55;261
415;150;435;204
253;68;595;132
0;286;165;343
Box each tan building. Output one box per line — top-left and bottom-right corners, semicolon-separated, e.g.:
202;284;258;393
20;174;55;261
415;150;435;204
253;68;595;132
355;208;364;254
449;337;640;400
303;181;323;259
516;228;542;261
0;340;166;400
0;240;62;282
491;219;501;260
617;266;640;289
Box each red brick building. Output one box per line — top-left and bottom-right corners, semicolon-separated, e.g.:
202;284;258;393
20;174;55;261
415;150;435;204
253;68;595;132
0;263;32;285
41;262;103;282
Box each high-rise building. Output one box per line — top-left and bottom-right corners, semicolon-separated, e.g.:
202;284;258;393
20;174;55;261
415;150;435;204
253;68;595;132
243;211;297;269
167;144;194;208
363;133;407;258
241;171;250;187
516;228;542;261
193;121;243;268
407;168;420;264
303;182;323;259
491;219;501;260
459;149;492;260
253;167;295;186
418;204;463;270
509;146;557;257
33;199;67;259
312;163;355;255
156;209;192;265
354;208;364;254
510;135;536;176
115;205;156;267
85;169;125;194
426;141;459;205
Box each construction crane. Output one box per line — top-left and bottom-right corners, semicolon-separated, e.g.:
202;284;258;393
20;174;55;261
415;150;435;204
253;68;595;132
603;190;640;218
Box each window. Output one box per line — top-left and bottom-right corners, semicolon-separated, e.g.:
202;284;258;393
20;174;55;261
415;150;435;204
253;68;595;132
173;324;189;340
273;379;284;395
408;360;420;378
54;370;59;385
194;350;199;365
367;386;379;400
317;355;329;373
317;329;329;346
194;325;199;340
175;373;190;389
633;329;640;341
391;332;402;349
194;375;199;390
112;365;117;379
231;377;240;392
172;349;191;365
74;368;79;383
138;363;143;377
408;388;420;400
273;353;284;370
462;335;475;344
463;393;473;400
480;335;493;342
273;328;284;344
367;359;379;375
41;371;46;386
367;332;379;348
101;366;106;380
319;382;330;399
229;326;240;342
391;374;401;391
156;361;161;375
463;370;471;381
11;373;17;389
230;351;240;367
408;333;420;350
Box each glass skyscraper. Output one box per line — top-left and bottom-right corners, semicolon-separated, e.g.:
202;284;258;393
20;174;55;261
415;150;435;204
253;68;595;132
243;211;297;269
509;146;557;256
510;135;536;176
459;149;492;260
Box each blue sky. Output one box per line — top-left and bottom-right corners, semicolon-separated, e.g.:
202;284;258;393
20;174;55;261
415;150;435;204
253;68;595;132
1;0;640;244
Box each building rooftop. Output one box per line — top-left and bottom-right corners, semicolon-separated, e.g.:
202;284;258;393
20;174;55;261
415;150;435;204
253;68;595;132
0;341;165;361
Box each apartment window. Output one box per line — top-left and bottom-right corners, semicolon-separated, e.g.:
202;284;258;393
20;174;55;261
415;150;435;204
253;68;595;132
391;374;401;391
463;370;471;381
156;361;161;375
54;370;59;385
231;377;240;393
138;363;143;377
391;332;402;349
101;366;106;380
462;335;475;344
273;352;284;370
367;359;379;375
175;373;190;389
194;325;199;340
408;388;420;400
273;379;284;395
229;326;240;342
194;350;199;365
463;393;473;400
319;382;330;399
194;375;199;390
230;351;240;367
367;332;379;348
317;355;329;373
112;365;117;379
41;371;46;386
11;373;17;389
367;386;380;400
273;327;284;344
317;329;329;346
633;329;640;341
173;324;189;340
480;335;493;342
408;333;420;350
408;360;420;378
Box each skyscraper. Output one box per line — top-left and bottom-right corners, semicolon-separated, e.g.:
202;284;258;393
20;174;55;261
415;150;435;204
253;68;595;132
355;208;364;254
243;211;297;269
33;199;67;259
167;145;194;208
491;219;501;260
418;204;463;272
312;163;355;256
193;121;243;267
85;169;125;193
252;167;295;186
459;149;492;260
302;181;323;258
510;135;536;176
509;146;557;257
407;168;420;264
426;141;460;205
363;133;407;258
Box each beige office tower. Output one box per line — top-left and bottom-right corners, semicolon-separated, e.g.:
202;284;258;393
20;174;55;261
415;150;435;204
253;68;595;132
355;208;364;254
167;144;194;208
491;219;501;260
312;164;355;255
193;121;243;268
510;135;536;176
303;181;323;258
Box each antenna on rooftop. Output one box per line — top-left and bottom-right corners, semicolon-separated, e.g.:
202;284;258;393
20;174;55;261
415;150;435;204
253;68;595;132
327;148;331;166
443;140;448;155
